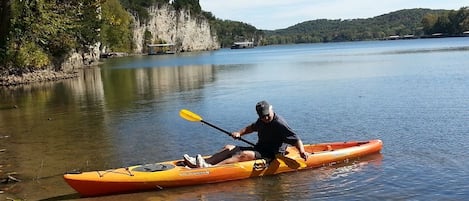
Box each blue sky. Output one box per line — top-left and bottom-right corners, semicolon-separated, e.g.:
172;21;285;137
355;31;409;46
199;0;468;30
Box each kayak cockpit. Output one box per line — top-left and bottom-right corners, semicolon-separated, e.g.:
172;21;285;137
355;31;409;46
132;163;176;172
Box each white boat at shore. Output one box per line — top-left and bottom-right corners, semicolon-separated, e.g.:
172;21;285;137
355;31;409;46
231;41;254;49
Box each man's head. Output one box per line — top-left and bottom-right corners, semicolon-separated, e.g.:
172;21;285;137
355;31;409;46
256;100;273;122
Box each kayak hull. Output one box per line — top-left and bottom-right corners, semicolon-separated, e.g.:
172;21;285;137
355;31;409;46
64;139;383;197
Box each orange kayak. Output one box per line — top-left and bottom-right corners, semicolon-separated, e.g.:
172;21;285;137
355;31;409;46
64;139;382;197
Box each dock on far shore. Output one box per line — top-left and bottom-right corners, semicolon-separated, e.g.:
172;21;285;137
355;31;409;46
147;43;176;55
231;41;254;49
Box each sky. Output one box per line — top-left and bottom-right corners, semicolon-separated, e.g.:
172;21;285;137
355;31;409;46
199;0;468;30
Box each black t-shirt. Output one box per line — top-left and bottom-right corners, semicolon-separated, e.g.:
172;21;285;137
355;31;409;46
250;113;300;158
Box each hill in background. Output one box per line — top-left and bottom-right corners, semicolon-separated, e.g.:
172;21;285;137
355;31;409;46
257;8;468;45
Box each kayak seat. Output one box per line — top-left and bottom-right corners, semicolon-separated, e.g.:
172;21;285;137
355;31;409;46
132;163;175;172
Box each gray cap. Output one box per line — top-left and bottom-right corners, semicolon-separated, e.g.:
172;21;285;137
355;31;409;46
255;100;272;116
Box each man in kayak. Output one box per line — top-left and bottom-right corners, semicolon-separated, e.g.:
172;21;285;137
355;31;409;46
184;100;309;168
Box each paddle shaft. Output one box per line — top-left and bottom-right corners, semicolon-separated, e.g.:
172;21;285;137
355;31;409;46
201;120;256;147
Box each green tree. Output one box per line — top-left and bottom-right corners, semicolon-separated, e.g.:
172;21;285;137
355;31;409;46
173;0;201;13
449;7;469;34
73;0;102;63
143;29;152;53
101;0;133;52
459;7;469;32
120;0;169;24
0;0;11;64
434;15;451;34
2;0;105;73
422;13;438;34
210;19;261;48
7;0;60;71
422;7;469;35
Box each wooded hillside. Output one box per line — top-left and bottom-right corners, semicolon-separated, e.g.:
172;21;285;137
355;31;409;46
261;8;469;45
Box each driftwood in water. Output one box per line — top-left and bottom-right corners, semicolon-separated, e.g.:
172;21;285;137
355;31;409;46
1;174;21;184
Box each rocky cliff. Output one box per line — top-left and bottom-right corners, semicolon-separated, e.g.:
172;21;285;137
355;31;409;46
64;5;219;71
132;5;220;53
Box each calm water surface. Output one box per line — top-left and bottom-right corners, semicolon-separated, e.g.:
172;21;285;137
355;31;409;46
0;38;468;200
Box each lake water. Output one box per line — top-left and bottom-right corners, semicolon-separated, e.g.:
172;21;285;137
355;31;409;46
1;37;468;200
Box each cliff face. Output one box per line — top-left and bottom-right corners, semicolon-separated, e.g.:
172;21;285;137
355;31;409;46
62;5;219;72
132;5;220;53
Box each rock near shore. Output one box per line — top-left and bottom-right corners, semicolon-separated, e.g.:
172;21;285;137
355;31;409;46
0;70;78;87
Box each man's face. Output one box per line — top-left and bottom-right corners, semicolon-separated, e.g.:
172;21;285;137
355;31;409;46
260;110;273;123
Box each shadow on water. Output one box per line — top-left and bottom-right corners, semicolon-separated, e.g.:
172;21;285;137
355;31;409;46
380;46;469;55
38;193;81;201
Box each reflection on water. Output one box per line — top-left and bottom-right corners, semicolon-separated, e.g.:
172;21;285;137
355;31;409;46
99;64;215;110
0;65;216;199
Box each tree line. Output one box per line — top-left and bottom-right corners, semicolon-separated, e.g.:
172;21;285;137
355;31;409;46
0;0;206;75
203;11;260;48
204;7;469;46
422;7;469;36
261;7;469;45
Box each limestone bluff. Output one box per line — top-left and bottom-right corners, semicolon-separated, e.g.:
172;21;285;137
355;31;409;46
132;4;220;54
70;4;220;72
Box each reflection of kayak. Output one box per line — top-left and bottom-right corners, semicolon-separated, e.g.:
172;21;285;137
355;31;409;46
64;139;383;197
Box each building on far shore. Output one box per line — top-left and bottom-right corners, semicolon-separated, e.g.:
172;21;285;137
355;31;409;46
231;41;254;49
147;44;176;55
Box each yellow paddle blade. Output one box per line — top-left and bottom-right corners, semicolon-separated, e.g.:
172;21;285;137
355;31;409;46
179;109;203;122
277;154;307;169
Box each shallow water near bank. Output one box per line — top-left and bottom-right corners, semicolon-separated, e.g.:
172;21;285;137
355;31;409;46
1;37;468;200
